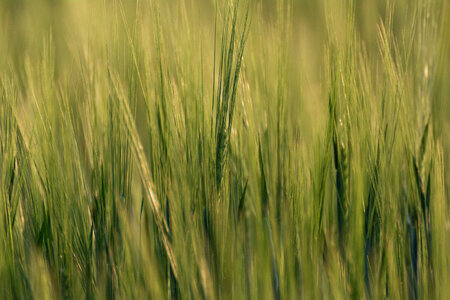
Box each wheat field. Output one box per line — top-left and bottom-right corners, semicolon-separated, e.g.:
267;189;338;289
0;0;449;299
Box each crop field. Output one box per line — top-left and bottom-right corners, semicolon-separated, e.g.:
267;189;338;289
0;0;449;299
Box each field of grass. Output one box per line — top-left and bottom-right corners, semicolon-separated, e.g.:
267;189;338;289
1;0;449;299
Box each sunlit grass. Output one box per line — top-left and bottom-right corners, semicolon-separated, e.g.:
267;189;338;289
0;0;449;299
